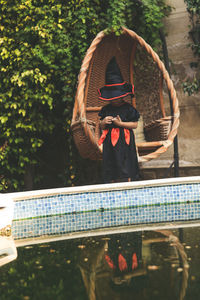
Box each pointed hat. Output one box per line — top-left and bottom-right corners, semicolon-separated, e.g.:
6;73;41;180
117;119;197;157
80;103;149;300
98;57;134;101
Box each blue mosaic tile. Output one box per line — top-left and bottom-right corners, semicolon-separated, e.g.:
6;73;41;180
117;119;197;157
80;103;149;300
12;201;200;240
11;181;200;240
13;183;200;221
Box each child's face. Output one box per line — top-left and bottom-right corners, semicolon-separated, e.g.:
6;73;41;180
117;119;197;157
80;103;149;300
110;98;124;106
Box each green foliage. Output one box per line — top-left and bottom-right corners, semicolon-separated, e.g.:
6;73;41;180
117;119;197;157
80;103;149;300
184;0;200;94
0;239;87;300
183;77;200;95
0;0;172;191
184;0;200;16
125;0;172;49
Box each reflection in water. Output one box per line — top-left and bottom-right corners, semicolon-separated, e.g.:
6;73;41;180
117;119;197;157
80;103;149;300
78;230;189;300
78;231;145;300
0;227;192;300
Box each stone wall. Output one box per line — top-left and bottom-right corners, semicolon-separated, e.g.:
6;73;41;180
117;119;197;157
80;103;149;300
141;0;200;178
141;166;200;180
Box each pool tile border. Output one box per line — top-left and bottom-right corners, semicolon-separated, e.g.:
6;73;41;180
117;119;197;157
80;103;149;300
3;176;199;240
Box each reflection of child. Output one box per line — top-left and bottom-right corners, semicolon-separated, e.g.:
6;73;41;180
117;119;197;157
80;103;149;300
104;231;145;289
105;232;142;274
98;57;140;183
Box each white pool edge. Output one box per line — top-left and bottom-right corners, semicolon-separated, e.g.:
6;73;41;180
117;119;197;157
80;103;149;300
1;176;200;202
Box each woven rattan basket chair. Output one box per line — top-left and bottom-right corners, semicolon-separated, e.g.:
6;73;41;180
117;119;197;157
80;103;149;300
71;27;180;162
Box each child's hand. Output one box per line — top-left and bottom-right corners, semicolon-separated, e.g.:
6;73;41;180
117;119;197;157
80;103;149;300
100;116;113;129
104;116;114;124
112;115;122;126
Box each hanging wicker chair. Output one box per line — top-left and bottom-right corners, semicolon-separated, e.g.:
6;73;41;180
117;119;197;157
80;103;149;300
71;27;180;162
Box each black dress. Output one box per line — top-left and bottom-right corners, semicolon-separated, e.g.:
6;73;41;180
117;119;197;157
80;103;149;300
98;102;140;183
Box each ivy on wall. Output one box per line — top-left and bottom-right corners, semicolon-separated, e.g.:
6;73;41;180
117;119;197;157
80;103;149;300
0;0;171;192
183;0;200;95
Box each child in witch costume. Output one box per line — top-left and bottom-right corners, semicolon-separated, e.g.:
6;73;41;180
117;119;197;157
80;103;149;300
98;57;140;183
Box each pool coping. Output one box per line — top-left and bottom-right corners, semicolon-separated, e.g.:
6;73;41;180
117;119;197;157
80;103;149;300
1;176;200;202
2;176;200;244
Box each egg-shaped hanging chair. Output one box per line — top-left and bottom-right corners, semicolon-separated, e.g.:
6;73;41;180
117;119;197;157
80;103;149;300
71;27;180;162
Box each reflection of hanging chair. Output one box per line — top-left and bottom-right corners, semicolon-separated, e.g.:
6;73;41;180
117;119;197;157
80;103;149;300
78;230;188;300
71;27;180;162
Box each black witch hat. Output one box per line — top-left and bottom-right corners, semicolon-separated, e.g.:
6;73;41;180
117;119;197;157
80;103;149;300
98;57;134;101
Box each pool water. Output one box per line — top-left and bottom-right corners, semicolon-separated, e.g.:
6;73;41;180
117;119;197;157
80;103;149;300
1;224;200;300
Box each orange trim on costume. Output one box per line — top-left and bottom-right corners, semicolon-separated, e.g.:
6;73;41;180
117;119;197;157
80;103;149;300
97;88;101;96
104;81;126;87
111;128;120;147
98;92;133;101
105;253;137;272
105;254;115;270
124;129;130;145
118;253;128;271
98;129;109;146
132;253;138;270
99;128;131;146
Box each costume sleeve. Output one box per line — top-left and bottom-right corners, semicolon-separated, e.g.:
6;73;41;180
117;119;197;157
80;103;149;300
98;106;107;120
126;105;140;122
